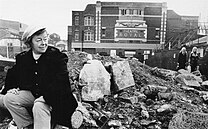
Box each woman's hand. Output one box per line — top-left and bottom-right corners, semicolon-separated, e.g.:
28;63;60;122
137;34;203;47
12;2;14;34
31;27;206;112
7;88;20;95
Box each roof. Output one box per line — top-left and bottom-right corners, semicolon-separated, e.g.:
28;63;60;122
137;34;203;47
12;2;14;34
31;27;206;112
185;36;208;46
0;28;20;39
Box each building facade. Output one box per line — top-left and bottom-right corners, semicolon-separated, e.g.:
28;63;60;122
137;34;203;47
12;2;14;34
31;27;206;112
0;19;27;58
70;1;167;60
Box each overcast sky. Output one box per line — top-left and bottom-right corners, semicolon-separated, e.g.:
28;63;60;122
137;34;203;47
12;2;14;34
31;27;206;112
0;0;207;40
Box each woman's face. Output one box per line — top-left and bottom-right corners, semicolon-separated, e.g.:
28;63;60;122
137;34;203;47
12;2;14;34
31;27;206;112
193;47;197;53
182;48;186;54
31;31;48;54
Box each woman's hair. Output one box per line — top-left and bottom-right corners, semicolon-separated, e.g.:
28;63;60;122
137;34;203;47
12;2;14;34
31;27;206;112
180;47;186;53
25;28;47;47
191;47;197;54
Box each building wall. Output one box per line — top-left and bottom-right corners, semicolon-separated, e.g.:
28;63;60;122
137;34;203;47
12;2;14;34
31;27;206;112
101;16;118;42
71;1;167;58
72;11;84;43
165;10;199;49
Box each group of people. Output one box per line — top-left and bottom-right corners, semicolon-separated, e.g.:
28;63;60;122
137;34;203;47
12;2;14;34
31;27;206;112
177;46;199;72
0;25;78;129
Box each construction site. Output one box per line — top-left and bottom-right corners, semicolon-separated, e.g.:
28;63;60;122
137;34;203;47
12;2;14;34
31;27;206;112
0;50;207;129
0;1;208;128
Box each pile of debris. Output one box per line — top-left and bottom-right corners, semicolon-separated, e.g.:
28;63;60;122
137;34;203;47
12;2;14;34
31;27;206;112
67;51;208;129
0;72;6;90
1;51;208;129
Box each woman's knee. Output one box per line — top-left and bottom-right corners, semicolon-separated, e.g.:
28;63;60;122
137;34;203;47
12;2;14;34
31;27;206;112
3;93;16;107
33;102;50;115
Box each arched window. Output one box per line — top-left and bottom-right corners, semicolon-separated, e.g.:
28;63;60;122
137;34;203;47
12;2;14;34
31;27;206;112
84;16;94;26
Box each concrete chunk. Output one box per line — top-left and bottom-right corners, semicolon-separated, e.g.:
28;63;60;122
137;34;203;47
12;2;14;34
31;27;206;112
79;60;111;101
111;61;135;92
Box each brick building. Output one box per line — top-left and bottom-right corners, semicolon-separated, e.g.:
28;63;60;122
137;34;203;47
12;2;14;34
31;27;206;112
70;1;167;60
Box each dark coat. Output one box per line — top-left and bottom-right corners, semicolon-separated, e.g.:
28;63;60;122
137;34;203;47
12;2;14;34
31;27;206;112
189;52;199;72
177;52;188;69
189;52;199;67
4;46;78;127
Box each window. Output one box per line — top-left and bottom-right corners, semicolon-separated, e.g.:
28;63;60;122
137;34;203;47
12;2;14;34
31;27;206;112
155;28;160;38
84;32;94;41
129;9;134;15
134;9;137;15
133;9;142;15
101;27;106;37
139;10;142;15
125;51;135;58
75;16;79;25
75;32;79;41
7;43;13;47
120;9;127;15
84;16;94;26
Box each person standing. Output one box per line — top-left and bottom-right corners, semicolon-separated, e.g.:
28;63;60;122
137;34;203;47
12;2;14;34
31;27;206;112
3;25;78;129
177;47;188;70
189;47;199;72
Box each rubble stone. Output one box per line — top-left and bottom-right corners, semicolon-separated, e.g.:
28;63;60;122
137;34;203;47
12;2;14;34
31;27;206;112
158;92;173;101
157;104;175;113
79;60;111;101
111;61;135;92
108;120;122;127
169;110;208;129
202;81;208;86
175;73;201;87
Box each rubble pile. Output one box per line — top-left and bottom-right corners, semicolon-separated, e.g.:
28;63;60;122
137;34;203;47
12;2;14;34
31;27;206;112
0;72;6;89
0;51;208;129
66;51;208;129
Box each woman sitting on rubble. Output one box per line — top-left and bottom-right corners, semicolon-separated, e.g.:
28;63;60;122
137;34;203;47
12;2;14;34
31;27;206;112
177;47;188;70
189;46;199;72
2;25;78;129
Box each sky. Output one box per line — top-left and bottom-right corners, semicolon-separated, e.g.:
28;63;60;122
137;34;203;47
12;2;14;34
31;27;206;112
0;0;208;40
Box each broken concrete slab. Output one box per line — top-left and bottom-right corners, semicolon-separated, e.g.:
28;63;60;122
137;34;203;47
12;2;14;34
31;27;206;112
111;61;135;92
79;60;111;101
175;73;201;87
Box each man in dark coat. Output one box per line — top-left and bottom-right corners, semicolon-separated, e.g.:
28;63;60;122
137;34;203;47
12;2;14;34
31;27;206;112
3;25;78;129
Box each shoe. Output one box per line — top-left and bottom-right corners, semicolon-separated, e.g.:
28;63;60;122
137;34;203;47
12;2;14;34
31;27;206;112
7;119;17;129
7;124;17;129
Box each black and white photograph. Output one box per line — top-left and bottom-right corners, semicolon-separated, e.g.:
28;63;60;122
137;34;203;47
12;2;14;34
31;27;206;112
0;0;208;128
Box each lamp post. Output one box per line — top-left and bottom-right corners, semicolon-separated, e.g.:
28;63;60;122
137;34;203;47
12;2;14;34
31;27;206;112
81;30;84;52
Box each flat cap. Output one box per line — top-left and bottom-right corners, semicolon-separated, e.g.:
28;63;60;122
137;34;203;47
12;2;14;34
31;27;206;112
22;25;46;42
